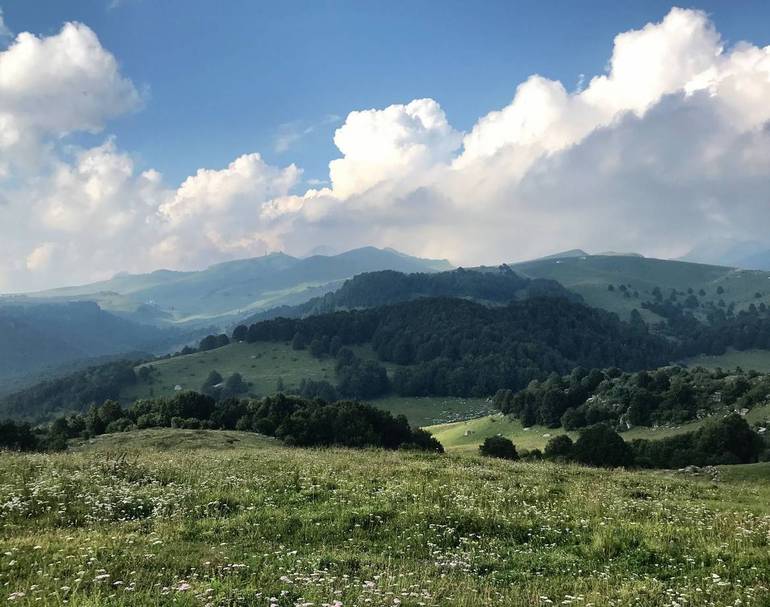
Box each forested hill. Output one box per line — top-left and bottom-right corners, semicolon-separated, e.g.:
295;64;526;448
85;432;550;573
240;296;672;396
0;302;176;382
241;266;578;323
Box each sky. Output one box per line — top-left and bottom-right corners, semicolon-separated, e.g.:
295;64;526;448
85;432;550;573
2;1;770;291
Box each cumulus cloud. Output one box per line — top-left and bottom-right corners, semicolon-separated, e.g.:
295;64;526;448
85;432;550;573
329;98;462;198
290;7;770;265
0;19;142;181
0;22;141;137
4;7;770;292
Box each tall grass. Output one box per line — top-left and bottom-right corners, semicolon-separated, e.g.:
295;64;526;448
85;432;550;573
1;431;769;606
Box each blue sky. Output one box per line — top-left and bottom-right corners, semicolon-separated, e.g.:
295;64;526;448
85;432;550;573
6;0;770;186
3;2;770;290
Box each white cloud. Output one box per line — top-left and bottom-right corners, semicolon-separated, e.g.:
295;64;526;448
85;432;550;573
274;121;314;153
264;7;770;266
5;7;770;292
329;98;462;198
0;22;141;136
0;19;142;181
25;242;56;271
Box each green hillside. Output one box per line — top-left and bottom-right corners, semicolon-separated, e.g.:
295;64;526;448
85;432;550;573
428;403;770;453
73;427;276;451
241;266;577;324
684;348;770;372
1;432;769;606
123;342;491;427
124;341;342;401
426;413;707;453
515;254;770;320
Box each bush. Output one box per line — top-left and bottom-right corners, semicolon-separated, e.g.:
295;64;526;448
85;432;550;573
572;424;633;468
479;436;518;460
544;434;574;459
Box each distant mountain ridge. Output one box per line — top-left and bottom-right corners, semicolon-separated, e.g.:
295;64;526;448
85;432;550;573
680;239;770;271
24;247;453;327
239;266;579;324
0;301;180;382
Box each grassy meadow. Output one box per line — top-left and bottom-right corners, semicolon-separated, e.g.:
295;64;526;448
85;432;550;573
427;403;770;453
427;413;706;453
121;342;491;427
1;429;770;606
122;342;338;402
515;255;770;320
684;349;770;372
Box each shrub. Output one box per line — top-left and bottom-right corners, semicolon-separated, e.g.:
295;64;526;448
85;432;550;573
544;434;574;459
479;436;518;460
572;424;633;468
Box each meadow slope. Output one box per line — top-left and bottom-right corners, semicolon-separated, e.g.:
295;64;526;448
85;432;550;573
1;430;769;606
515;254;770;320
428;404;770;453
124;342;492;427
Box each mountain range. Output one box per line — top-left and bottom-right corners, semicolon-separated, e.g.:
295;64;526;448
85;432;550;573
8;245;770;398
680;239;770;271
0;301;181;386
25;247;452;327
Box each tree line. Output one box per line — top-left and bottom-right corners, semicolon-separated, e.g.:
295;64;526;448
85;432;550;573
0;360;139;420
241;266;577;324
493;365;770;430
0;392;443;453
231;296;672;398
480;414;767;469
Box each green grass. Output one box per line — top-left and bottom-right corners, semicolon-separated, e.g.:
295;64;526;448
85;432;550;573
514;254;770;320
427;414;718;453
684;349;770;372
368;396;493;427
717;461;770;482
1;430;769;606
124;342;340;402
427;413;573;453
72;428;276;452
122;342;488;428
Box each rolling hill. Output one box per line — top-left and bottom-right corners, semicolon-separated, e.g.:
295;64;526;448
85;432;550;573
27;247;452;327
513;253;770;320
680;238;770;271
1;291;669;422
241;265;578;323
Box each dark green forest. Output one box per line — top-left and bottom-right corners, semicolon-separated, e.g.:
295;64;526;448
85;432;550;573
237;296;670;398
0;392;443;454
242;266;578;323
493;365;770;429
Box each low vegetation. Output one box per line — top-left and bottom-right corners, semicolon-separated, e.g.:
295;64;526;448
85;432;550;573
1;435;769;606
